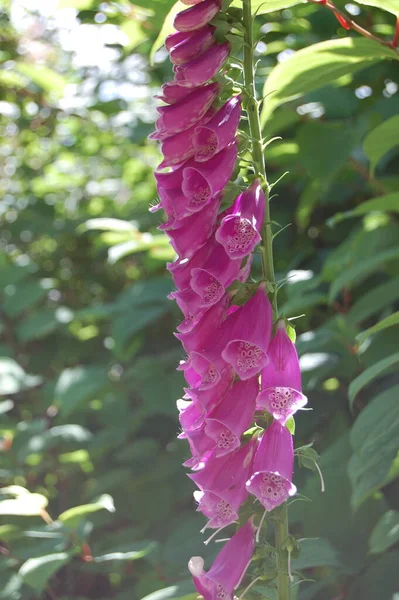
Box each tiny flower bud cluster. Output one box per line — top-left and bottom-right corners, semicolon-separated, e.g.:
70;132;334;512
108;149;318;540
151;1;307;596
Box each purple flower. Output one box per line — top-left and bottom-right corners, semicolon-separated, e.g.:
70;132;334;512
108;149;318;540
193;96;242;162
257;321;307;423
190;242;242;308
221;286;273;380
246;420;296;511
174;42;230;88
205;378;258;456
155;81;197;105
153;82;219;138
181;140;238;209
184;368;234;413
177;397;205;433
190;442;255;528
158;107;215;169
174;0;222;33
188;519;255;599
216;180;265;259
175;296;228;353
168;26;215;65
161;198;220;259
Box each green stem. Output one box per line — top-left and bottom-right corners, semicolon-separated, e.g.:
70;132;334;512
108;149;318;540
242;0;275;299
275;503;291;600
242;2;291;599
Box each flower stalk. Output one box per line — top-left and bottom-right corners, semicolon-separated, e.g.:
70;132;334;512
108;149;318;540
242;1;291;598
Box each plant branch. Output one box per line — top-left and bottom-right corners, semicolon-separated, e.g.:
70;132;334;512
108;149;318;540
310;0;399;51
242;2;291;599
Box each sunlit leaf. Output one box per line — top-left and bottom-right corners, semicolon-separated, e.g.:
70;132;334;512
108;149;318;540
261;38;398;125
363;115;399;175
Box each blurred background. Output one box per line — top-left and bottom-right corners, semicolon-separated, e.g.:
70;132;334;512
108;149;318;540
0;0;398;599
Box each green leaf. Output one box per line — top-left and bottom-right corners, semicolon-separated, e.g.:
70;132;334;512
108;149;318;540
141;581;196;600
369;510;399;554
0;489;48;516
297;121;357;180
356;311;399;344
79;218;138;233
55;366;110;417
261;38;398;125
363;115;399;175
328;248;399;302
349;385;399;507
15;64;67;97
19;553;71;593
0;358;43;395
348;352;399;409
3;279;48;318
233;0;306;14
57;0;93;7
348;276;399;324
58;494;115;528
329;193;399;225
355;0;399;15
150;2;185;65
93;540;156;562
16;309;60;342
292;538;342;570
347;552;399;600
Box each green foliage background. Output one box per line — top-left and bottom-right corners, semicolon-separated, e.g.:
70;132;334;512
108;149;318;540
0;0;398;598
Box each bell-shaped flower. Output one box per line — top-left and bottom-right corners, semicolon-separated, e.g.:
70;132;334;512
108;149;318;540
193;442;255;528
167;234;220;291
205;378;258;456
185;366;234;412
257;321;307;423
162;198;220;259
181;423;215;469
169;26;215;65
193;96;241;162
246;420;296;511
177;398;205;433
216;180;265;259
158;108;214;169
154;82;219;138
190;242;242;308
188;519;255;599
154;81;196;105
174;42;230;88
174;0;221;33
181;140;237;209
175;296;228;354
221;286;273;380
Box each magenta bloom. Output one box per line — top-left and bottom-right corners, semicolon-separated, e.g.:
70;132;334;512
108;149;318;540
190;242;242;308
257;321;307;422
246;420;296;511
182;140;238;209
155;81;196;105
174;42;230;88
205;378;258;456
191;442;255;528
185;367;233;413
181;424;215;469
193;96;242;162
167;235;221;290
175;296;228;353
167;26;215;65
159;108;215;169
221;286;273;380
177;397;205;433
216;180;265;259
154;82;219;138
188;519;255;599
162;198;220;259
174;0;221;33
